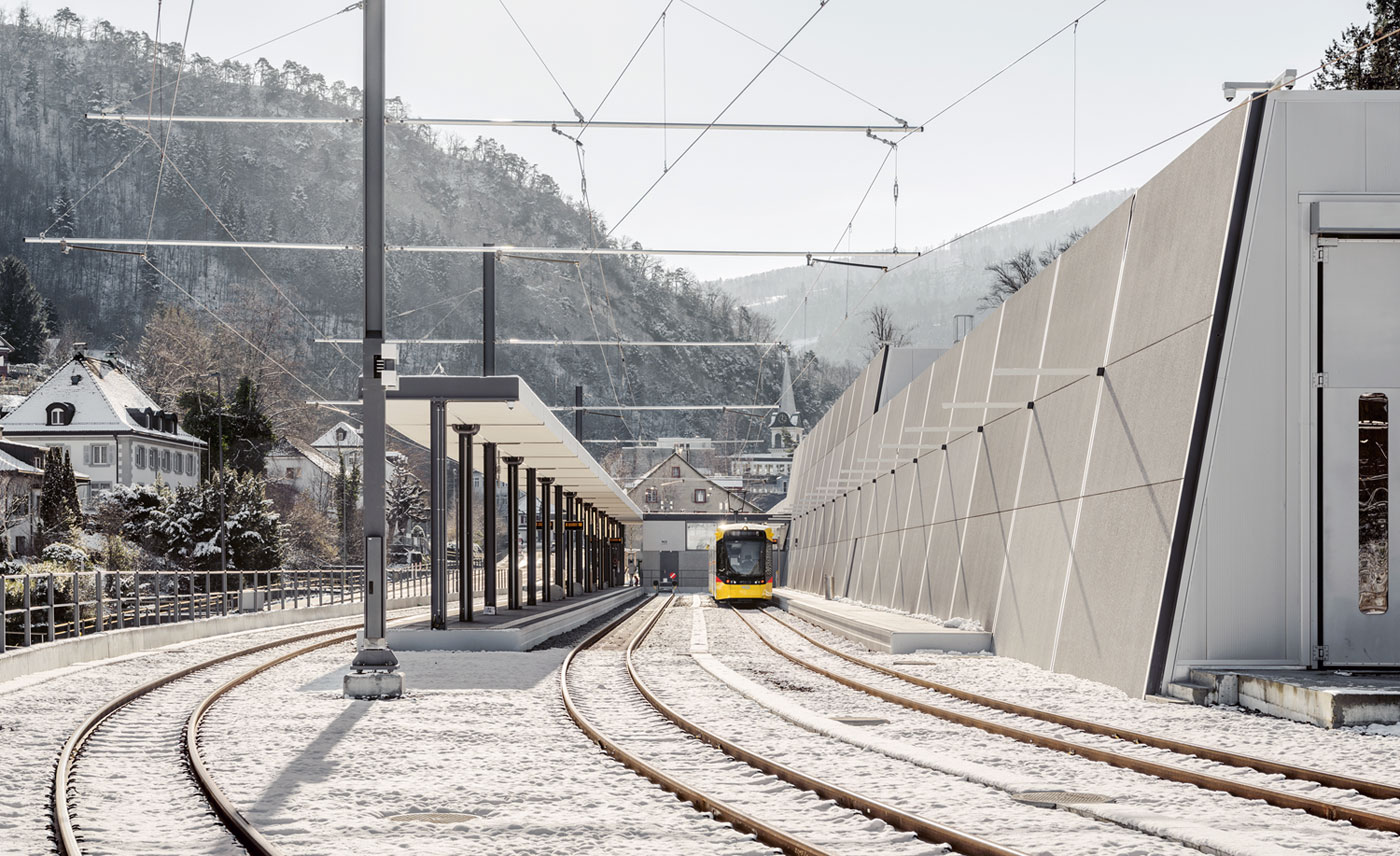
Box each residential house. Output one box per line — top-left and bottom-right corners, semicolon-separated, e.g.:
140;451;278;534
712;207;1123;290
0;348;206;501
312;421;363;471
0;428;90;555
266;437;342;510
626;451;761;515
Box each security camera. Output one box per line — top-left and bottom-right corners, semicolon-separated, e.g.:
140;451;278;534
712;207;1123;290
1223;86;1236;102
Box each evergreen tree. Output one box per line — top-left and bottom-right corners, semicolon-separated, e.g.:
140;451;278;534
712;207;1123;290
0;256;51;363
37;447;75;548
177;376;276;477
60;449;80;522
334;454;362;563
1317;1;1400;90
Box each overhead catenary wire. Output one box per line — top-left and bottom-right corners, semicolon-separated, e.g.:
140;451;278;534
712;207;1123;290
313;338;784;346
605;0;834;239
497;0;586;123
145;0;196;247
578;0;675;142
676;0;907;125
779;22;1400;432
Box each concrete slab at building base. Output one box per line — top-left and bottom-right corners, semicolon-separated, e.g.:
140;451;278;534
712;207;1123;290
1168;668;1400;729
387;587;643;652
344;670;406;699
773;589;994;655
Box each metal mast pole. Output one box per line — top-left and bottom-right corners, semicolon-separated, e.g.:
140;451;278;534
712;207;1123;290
455;424;478;621
429;400;447;629
483;243;495;376
347;0;400;692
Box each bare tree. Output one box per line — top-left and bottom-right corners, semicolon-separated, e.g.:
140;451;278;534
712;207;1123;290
863;303;911;361
980;228;1088;310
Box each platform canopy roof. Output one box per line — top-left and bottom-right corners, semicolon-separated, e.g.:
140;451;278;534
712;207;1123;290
383;375;642;523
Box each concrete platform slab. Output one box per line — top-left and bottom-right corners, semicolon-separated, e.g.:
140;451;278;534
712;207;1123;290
1172;668;1400;729
773;588;993;655
387;587;643;651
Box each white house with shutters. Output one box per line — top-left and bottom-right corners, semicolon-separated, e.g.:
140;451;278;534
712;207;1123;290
0;350;206;500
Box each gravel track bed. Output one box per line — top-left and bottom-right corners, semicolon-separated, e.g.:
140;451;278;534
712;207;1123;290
195;598;779;855
707;605;1399;855
644;599;1204;856
778;611;1400;781
569;598;939;856
0;609;418;855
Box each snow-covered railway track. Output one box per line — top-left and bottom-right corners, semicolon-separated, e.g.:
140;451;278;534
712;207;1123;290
52;621;364;856
742;608;1400;837
561;593;1026;856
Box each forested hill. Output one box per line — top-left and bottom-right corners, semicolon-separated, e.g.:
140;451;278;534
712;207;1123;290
0;6;851;444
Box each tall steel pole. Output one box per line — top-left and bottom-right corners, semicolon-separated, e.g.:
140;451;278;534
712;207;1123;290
211;372;228;579
348;0;397;684
455;424;478;621
483;243;495;376
429;400;447;629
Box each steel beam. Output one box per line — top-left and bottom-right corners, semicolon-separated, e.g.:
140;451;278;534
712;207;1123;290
455;424;478;621
429;400;447;629
483;443;498;614
554;484;566;596
504;456;523;610
526;467;538;607
538;476;553;603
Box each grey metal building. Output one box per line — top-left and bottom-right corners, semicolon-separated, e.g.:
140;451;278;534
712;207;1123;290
785;91;1400;697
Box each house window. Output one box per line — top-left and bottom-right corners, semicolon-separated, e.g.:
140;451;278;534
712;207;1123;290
92;482;112;493
91;444;109;465
671;466;681;478
693;488;707;504
161;450;171;471
336;428;347;442
286;467;300;479
47;406;67;425
187;454;195;475
644;487;658;503
135;446;146;468
175;453;183;474
148;447;158;470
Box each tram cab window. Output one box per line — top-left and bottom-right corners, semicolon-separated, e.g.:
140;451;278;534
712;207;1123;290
719;533;768;579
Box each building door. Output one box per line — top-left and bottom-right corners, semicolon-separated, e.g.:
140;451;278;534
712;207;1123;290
1320;240;1400;666
660;551;680;587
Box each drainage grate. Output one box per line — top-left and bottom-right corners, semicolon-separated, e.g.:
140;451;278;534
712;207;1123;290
831;715;889;726
390;812;479;824
1010;791;1113;809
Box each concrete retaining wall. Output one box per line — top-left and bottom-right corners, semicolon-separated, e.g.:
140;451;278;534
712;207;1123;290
0;594;432;685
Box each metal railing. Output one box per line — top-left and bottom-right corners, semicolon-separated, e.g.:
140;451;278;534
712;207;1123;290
1;564;452;653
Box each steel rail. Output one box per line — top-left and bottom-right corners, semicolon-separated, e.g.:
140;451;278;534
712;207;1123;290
52;622;364;855
743;610;1400;835
762;610;1400;802
560;594;830;856
625;606;1027;856
186;632;362;855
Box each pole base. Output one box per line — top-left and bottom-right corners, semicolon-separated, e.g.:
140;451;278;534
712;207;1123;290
344;670;405;699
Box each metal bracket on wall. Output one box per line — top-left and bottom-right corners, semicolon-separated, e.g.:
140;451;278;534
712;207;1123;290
1312;644;1329;662
1314;372;1329;388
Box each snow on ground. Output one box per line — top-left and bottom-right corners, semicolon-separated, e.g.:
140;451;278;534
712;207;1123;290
767;608;1400;788
729;605;1400;854
0;610;413;855
199;632;781;855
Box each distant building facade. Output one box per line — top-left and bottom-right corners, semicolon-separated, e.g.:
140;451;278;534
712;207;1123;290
0;349;205;499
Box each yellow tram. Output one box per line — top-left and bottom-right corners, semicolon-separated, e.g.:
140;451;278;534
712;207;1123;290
708;522;776;604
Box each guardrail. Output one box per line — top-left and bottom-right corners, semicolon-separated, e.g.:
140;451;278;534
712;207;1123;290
0;564;462;653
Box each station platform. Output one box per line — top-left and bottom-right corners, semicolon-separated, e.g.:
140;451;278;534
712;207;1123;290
386;585;644;652
772;588;994;655
1168;667;1400;729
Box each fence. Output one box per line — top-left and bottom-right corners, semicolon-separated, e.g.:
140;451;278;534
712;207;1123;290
0;564;457;653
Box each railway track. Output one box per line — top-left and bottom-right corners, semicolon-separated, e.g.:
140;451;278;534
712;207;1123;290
740;608;1400;838
562;593;1030;856
51;618;397;856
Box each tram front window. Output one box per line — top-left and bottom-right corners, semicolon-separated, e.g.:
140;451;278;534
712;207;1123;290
721;535;768;580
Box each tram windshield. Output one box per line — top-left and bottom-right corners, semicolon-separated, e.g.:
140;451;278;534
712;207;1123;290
719;532;769;579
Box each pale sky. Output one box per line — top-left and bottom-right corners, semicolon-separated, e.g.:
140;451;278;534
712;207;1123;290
19;0;1371;282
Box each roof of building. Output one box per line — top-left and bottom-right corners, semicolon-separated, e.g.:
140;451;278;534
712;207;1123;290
269;437;340;478
627;451;762;512
312;421;363;449
0;334;13;355
0;354;205;447
0;447;42;476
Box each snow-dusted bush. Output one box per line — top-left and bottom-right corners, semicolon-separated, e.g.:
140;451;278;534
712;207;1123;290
40;542;90;570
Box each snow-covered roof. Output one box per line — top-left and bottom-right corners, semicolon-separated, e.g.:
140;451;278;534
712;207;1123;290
0;354;205;447
0;334;13;354
0;447;42;476
270;437;340;478
312;421;363;450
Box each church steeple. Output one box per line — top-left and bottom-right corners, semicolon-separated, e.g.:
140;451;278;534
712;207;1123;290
769;346;804;452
